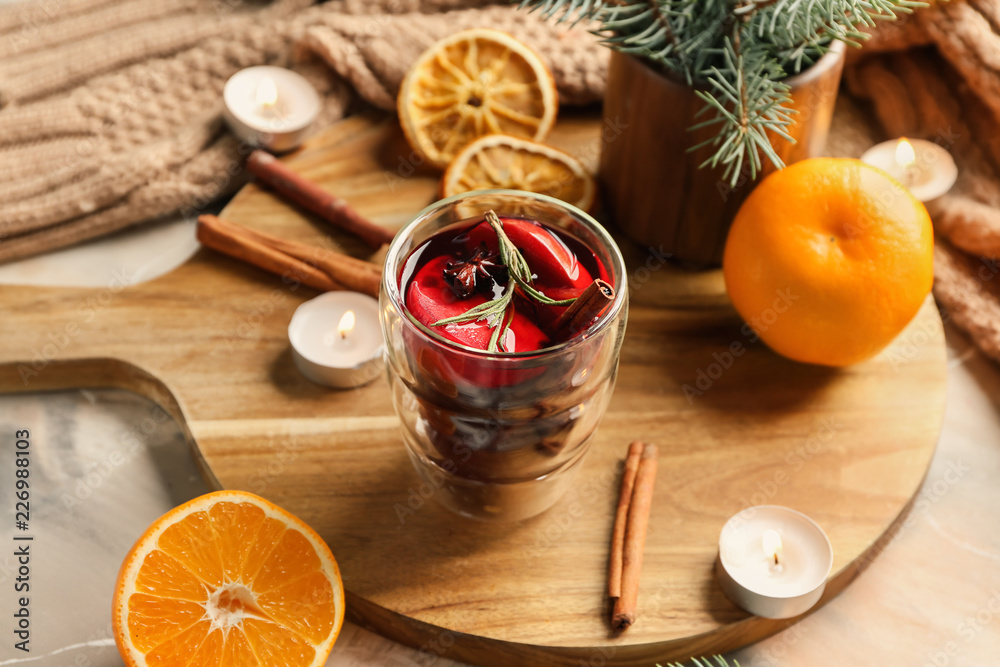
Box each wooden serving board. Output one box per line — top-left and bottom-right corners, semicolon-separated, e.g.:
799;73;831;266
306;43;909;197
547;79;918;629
0;113;947;666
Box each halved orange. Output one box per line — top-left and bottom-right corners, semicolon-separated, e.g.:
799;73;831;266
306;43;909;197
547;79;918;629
112;490;344;667
398;28;558;169
442;134;596;212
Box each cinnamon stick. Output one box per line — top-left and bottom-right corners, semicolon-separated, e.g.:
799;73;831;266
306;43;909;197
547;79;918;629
608;441;645;600
203;215;382;298
196;216;342;293
611;442;658;632
197;215;382;298
248;150;395;249
555;279;615;337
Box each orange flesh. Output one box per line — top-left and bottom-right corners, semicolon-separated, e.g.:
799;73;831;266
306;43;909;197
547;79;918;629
117;496;341;667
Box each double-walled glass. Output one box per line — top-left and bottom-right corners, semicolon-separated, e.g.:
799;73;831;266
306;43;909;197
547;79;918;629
380;190;628;521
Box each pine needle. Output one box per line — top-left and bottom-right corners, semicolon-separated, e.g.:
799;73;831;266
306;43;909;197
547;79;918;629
517;0;928;186
658;655;740;667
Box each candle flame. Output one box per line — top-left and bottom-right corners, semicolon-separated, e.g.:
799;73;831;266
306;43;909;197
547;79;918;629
337;310;355;339
762;529;783;565
895;138;917;170
256;77;278;108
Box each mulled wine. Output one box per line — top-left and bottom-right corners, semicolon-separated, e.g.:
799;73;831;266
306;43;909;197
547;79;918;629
381;191;628;521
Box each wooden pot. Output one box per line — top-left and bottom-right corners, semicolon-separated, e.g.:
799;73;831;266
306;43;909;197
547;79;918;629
599;42;846;266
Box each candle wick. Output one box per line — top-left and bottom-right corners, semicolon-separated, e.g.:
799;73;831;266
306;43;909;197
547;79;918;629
773;553;779;566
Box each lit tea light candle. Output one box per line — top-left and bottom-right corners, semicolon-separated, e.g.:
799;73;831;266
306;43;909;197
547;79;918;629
326;310;355;347
716;505;833;619
255;76;279;118
288;292;383;388
860;137;958;202
762;528;782;569
222;66;320;153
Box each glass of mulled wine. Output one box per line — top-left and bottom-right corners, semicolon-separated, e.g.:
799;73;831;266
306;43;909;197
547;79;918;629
380;190;628;521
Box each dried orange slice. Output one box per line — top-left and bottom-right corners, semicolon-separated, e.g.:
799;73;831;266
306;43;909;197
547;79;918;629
442;134;596;212
112;490;344;667
398;28;558;169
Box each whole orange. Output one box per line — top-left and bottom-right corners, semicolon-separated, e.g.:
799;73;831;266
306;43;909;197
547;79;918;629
723;157;934;367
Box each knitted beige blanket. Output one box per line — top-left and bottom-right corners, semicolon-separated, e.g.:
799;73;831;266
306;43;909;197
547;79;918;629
0;0;605;262
848;0;1000;363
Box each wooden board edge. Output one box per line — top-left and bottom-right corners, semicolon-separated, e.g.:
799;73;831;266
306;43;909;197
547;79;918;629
337;296;950;664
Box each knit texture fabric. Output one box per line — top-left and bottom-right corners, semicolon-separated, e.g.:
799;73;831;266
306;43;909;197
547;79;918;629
0;0;607;262
848;0;1000;364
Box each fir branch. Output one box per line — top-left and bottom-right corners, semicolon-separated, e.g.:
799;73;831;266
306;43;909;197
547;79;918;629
516;0;610;25
659;656;740;667
516;0;928;185
644;0;689;81
690;36;794;184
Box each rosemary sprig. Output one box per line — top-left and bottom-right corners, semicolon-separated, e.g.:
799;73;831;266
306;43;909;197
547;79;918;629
431;210;576;353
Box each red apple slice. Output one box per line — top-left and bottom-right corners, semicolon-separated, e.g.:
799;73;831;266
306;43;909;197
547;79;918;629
405;256;549;352
465;217;593;290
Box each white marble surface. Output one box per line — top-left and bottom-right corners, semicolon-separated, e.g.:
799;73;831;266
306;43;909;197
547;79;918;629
0;387;453;667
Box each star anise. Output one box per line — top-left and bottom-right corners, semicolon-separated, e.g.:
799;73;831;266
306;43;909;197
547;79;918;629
443;243;508;299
